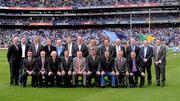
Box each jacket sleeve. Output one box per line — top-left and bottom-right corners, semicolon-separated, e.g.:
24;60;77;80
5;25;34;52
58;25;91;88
160;47;166;62
7;45;12;62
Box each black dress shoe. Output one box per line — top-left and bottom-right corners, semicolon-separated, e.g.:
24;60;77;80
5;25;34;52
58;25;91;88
156;84;160;86
15;83;19;86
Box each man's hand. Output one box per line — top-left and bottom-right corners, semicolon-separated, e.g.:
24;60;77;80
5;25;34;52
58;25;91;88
77;71;82;75
96;71;100;75
48;71;53;76
130;72;134;76
61;71;65;76
126;72;129;76
101;71;105;75
87;71;92;75
68;71;71;75
112;71;115;75
143;58;148;62
57;71;61;76
141;72;145;77
116;72;120;76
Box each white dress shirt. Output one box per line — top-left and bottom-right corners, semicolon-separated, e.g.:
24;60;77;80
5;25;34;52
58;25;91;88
21;44;26;58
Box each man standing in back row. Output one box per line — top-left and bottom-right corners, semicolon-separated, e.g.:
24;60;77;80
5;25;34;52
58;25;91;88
7;37;20;86
153;39;166;87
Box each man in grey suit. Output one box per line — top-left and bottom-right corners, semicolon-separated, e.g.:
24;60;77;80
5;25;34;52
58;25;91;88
153;39;167;87
72;51;87;87
29;36;43;58
115;50;129;88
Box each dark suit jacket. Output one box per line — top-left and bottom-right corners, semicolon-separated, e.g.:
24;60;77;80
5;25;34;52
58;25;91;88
60;57;73;72
86;55;101;73
18;43;29;58
48;57;60;73
114;57;129;73
22;58;37;74
64;43;75;56
72;44;88;58
36;57;49;72
153;45;167;66
99;45;115;58
29;43;44;58
139;46;153;67
7;44;21;62
98;56;114;72
43;45;56;57
126;45;140;59
114;45;126;58
128;58;142;73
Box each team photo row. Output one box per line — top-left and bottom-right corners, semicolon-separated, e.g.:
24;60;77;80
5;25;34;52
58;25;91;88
7;36;167;88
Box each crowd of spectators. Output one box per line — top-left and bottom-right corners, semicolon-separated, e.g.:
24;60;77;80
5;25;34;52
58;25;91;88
0;26;179;48
0;14;179;25
0;0;179;7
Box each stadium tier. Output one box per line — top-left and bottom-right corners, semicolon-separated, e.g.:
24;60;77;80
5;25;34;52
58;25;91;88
0;2;179;48
0;0;179;7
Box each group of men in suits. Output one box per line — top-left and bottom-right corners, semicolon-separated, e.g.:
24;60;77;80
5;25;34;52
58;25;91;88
7;36;167;88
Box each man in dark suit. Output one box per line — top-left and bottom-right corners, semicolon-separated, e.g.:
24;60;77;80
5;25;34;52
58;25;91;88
139;40;153;85
55;39;66;58
43;39;56;57
96;51;116;87
128;52;145;88
7;37;20;85
114;50;129;88
72;36;88;58
22;51;37;87
98;39;115;58
36;51;49;87
47;51;61;87
86;48;101;87
72;51;87;87
18;37;29;85
29;36;43;58
126;38;140;60
60;50;73;87
114;39;126;58
153;39;167;87
18;37;29;59
64;36;75;57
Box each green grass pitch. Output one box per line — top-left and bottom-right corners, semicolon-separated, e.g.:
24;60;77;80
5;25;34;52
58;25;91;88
0;49;180;101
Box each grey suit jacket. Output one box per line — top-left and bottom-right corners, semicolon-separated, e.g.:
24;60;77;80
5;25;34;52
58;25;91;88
29;43;43;58
153;45;166;66
73;57;86;72
114;57;129;73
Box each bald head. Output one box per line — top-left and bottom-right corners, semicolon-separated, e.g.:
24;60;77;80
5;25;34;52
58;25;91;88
51;51;57;58
115;39;121;46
